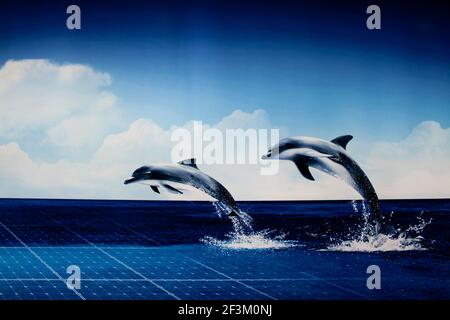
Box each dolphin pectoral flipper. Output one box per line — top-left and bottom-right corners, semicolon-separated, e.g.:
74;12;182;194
161;183;183;194
150;185;160;193
177;158;199;169
331;135;353;149
294;160;315;181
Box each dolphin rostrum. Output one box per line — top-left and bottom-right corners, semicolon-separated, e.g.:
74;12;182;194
262;135;384;232
124;158;240;217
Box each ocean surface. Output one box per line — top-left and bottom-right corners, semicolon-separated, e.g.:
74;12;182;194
0;198;448;300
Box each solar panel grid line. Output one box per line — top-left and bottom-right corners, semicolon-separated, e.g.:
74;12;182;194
0;277;370;282
1;199;448;300
230;246;373;299
299;271;371;299
0;247;30;249
97;213;278;300
95;214;376;300
0;217;375;300
39;212;181;300
182;256;278;300
0;222;86;300
0;246;190;249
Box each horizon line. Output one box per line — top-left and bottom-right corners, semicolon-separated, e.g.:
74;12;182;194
0;197;449;202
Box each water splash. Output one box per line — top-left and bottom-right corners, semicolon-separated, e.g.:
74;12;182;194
325;202;432;252
201;229;298;250
326;229;428;252
203;203;297;250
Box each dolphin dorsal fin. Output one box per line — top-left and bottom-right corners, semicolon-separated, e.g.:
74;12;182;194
331;135;353;149
178;158;199;169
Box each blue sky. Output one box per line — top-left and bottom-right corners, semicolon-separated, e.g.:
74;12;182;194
2;0;449;139
0;0;449;199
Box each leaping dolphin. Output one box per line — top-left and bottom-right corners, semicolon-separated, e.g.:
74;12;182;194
124;158;240;217
262;135;384;232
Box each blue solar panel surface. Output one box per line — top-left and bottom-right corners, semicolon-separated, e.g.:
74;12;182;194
0;199;448;300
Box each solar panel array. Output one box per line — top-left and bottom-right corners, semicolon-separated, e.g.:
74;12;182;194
0;202;447;300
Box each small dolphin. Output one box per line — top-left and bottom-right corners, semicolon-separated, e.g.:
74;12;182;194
124;158;240;217
262;135;384;232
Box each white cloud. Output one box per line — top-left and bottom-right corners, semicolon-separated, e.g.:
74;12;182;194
0;59;119;152
213;120;450;200
215;109;271;130
0;141;138;199
0;109;285;200
0;60;448;201
94;118;171;165
1;112;449;200
366;121;450;199
0;107;366;201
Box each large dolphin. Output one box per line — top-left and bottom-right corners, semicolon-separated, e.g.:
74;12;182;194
124;158;240;217
262;135;384;232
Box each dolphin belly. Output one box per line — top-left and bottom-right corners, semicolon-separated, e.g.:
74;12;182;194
323;157;383;231
311;157;356;187
307;155;383;230
336;154;382;223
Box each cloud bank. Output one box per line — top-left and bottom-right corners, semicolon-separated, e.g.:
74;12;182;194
0;59;120;156
0;59;449;200
367;121;450;199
